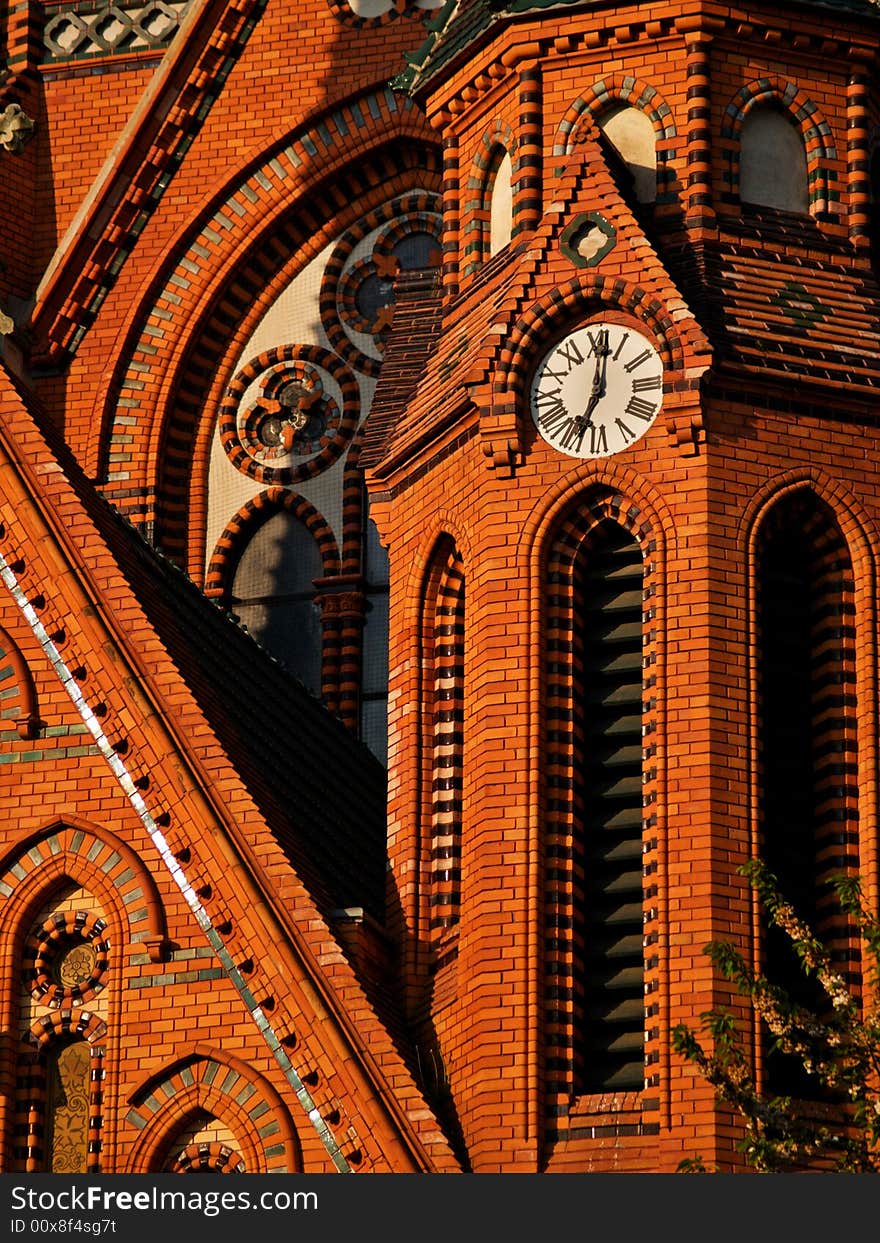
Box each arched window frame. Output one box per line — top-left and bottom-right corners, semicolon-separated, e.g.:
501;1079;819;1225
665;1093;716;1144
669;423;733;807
752;488;861;1096
720;79;838;219
543;492;661;1107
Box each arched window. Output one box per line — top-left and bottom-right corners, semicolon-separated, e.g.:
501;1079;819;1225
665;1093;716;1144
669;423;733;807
425;540;465;944
12;885;109;1172
756;491;859;1094
488;147;513;257
230;509;324;694
740;106;809;212
598;105;657;205
545;510;649;1099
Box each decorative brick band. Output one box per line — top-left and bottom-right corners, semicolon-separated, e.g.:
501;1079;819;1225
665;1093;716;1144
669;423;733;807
720;77;838;216
43;1;192;63
31;0;270;368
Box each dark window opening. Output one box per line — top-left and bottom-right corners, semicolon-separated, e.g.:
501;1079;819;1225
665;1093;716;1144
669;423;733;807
757;494;859;1099
573;522;644;1093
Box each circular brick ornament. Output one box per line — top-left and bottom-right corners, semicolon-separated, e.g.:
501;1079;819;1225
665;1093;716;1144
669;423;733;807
26;911;110;1008
320;198;441;377
219;345;360;484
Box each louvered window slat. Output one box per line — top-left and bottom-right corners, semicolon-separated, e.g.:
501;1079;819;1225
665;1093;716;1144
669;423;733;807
576;528;644;1093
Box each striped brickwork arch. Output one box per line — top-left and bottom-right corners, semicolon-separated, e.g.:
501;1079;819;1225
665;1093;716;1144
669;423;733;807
125;1054;301;1173
170;1142;246;1173
463;120;518;277
95;92;440;556
554;76;678;206
204;489;340;601
720;78;838;215
543;488;660;1107
0;822;167;950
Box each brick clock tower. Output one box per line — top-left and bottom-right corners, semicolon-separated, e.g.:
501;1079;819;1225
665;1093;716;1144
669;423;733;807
362;0;880;1172
1;0;879;1179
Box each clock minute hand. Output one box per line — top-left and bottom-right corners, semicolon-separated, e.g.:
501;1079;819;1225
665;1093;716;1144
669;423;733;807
580;332;610;425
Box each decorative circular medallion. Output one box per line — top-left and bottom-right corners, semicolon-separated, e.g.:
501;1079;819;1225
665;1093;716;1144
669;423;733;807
319;195;442;377
219;346;360;484
529;321;664;459
27;911;110;1008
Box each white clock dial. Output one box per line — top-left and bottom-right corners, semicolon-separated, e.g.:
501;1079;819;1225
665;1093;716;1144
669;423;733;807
529;322;664;459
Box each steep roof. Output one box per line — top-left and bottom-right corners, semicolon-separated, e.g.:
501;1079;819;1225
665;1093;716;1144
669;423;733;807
0;363;461;1172
665;210;880;399
1;371;388;923
398;0;880;95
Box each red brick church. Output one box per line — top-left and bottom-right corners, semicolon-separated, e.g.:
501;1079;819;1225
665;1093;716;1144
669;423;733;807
0;0;877;1173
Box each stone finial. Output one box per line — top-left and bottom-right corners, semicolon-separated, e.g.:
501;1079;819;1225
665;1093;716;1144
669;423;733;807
0;103;35;153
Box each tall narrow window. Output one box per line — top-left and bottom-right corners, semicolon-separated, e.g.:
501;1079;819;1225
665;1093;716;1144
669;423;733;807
544;508;649;1104
45;1041;92;1174
427;542;465;942
13;887;108;1172
361;516;390;766
574;523;645;1092
230;510;324;694
756;492;859;1094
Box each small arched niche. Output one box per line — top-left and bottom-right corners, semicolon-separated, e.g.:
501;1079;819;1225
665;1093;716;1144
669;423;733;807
740;105;809;212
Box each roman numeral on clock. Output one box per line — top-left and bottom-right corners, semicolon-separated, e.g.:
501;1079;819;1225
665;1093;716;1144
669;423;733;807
623;348;653;373
536;388;570;433
625;395;658;422
615;417;637;444
632;374;662;393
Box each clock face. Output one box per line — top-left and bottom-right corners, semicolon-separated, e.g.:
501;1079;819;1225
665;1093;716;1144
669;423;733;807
529;322;664;459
